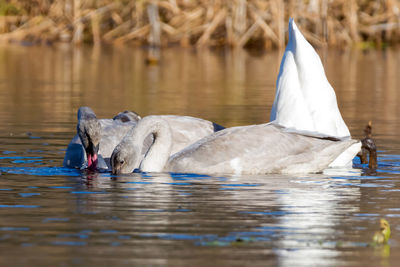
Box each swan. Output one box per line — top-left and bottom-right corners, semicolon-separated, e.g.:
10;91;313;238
110;115;225;172
111;116;360;175
270;18;350;139
64;107;225;171
63;107;141;170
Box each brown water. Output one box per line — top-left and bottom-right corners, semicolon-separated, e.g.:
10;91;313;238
0;45;399;266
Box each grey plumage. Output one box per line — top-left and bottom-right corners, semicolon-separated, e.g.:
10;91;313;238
64;107;139;170
166;123;359;175
111;115;225;174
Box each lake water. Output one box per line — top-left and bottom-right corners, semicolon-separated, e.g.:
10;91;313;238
0;45;399;266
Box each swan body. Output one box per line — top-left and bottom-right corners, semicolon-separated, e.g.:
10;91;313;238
111;116;360;175
270;18;350;138
157;115;224;154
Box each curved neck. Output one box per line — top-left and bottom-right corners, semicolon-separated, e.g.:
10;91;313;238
130;116;172;172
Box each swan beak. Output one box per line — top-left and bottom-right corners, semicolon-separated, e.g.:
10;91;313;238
112;166;121;175
86;143;99;170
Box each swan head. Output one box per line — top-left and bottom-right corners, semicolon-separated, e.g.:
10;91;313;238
110;116;172;174
110;142;138;174
113;110;141;123
77;107;101;170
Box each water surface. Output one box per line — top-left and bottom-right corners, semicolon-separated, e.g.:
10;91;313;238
0;45;399;266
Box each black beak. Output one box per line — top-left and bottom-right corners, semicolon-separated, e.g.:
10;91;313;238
112;167;121;175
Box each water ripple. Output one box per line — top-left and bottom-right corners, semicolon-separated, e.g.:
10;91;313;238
0;204;40;208
0;166;81;177
51;241;87;246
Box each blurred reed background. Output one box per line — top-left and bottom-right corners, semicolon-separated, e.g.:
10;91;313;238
0;0;399;49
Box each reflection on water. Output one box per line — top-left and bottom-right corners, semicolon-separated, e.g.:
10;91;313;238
0;45;399;265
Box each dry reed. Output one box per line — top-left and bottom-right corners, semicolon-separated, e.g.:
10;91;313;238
0;0;399;49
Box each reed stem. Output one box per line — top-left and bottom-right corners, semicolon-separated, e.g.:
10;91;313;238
0;0;398;49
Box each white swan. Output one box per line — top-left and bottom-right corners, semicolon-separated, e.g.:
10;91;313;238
270;18;350;139
64;107;225;171
111;116;360;175
63;107;141;170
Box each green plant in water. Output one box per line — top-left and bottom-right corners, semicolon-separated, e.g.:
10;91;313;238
372;218;391;245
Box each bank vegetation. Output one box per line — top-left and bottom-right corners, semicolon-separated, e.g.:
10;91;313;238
0;0;399;49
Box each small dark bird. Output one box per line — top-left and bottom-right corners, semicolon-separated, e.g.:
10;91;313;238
358;121;377;169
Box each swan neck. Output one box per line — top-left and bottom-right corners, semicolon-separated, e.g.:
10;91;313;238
135;117;172;172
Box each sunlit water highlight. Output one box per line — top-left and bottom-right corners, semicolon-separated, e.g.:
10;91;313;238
0;45;399;266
